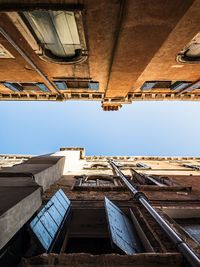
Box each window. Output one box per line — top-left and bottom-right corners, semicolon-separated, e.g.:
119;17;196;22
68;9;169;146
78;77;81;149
3;82;23;92
170;81;192;91
183;163;200;170
141;81;171;91
104;197;144;254
131;171;170;186
162;208;200;249
29;190;147;255
30;189;71;253
66;199;146;255
0;44;14;58
88;81;99;90
130;170;191;192
2;82;50;92
54;81;68;90
73;174;123;190
54;80;99;91
114;162;123;167
176;218;200;245
116;162;151;170
2;189;179;267
136;162;151;169
175;81;200;94
20;10;87;63
120;163;138;170
90;163;109;169
177;33;200;63
142;175;176;187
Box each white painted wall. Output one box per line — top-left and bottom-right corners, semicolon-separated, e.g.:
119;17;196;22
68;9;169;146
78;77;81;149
51;150;86;175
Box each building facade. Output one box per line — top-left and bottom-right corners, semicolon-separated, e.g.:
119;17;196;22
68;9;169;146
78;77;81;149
0;147;200;267
0;1;200;110
0;153;33;169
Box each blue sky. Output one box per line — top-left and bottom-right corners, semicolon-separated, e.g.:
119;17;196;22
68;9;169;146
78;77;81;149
0;100;200;156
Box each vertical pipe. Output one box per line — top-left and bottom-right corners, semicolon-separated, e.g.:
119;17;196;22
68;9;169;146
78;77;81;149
108;159;200;267
0;26;61;95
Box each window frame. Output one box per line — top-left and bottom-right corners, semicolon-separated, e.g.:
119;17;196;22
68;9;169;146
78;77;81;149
53;80;99;91
183;163;200;170
130;169;192;192
177;33;200;64
135;162;151;169
159;209;200;256
5;4;88;64
2;81;50;93
73;174;124;191
141;81;172;91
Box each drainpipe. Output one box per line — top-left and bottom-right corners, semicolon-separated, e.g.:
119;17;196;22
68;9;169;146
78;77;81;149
0;26;62;96
108;159;200;267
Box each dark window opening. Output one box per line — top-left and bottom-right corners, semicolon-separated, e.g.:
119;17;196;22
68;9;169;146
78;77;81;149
71;93;79;98
134;93;142;97
128;93;132;99
111;97;124;102
65;206;117;255
93;94;102;99
81;94;89;98
67;200;145;255
65;238;113;254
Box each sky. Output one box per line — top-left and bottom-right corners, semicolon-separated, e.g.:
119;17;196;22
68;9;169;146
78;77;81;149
0;100;200;157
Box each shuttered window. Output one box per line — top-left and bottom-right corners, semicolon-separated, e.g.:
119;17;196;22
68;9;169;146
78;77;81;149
3;82;50;93
30;189;71;252
104;197;144;254
21;10;87;63
177;32;200;63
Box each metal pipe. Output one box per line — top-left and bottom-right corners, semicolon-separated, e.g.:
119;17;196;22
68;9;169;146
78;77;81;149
0;26;61;95
108;159;200;267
